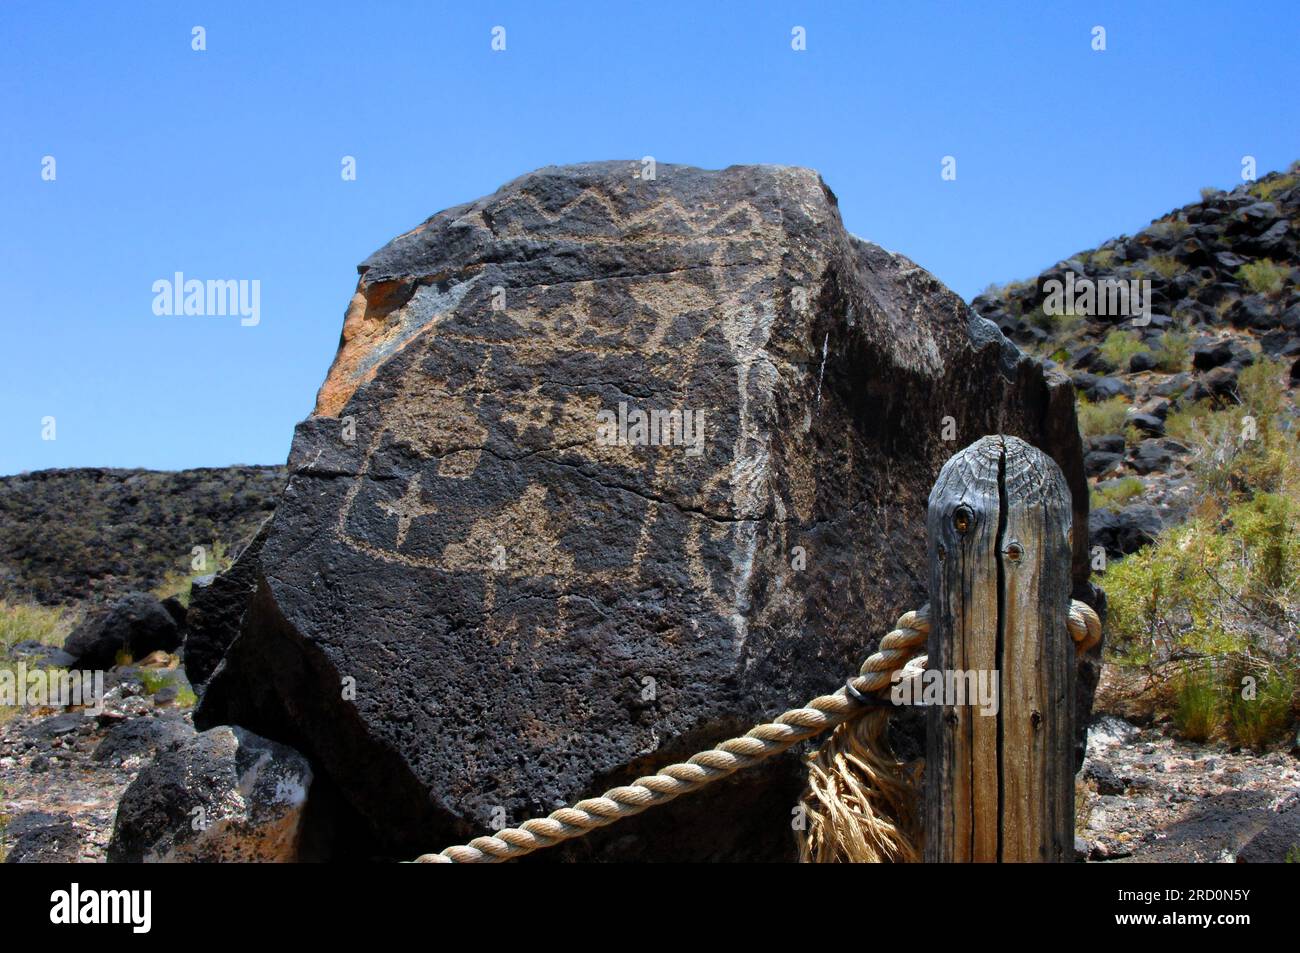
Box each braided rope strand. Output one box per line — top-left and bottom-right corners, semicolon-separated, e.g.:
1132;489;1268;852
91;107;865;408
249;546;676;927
1068;600;1102;654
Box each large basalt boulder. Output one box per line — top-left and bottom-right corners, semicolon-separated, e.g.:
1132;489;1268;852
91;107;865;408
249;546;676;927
62;591;181;670
198;162;1092;861
107;726;312;863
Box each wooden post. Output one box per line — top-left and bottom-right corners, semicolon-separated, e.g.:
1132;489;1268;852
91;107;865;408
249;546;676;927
923;435;1074;862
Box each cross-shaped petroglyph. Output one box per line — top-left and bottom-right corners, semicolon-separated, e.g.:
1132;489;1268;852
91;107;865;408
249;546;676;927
378;473;439;548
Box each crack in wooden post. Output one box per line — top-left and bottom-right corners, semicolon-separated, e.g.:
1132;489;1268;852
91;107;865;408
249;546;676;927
924;435;1075;862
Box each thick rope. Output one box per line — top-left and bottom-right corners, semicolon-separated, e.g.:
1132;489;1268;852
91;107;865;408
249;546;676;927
416;599;1100;864
1069;600;1102;654
416;608;929;863
799;657;927;863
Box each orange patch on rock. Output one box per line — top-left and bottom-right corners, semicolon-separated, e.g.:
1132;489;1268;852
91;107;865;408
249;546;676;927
313;278;417;417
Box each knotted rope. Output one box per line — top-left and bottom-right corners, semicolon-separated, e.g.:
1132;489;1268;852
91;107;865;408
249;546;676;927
416;600;1101;864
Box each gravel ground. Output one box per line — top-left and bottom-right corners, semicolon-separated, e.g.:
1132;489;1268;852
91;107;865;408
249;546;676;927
4;671;1297;863
1080;713;1300;862
1;665;195;863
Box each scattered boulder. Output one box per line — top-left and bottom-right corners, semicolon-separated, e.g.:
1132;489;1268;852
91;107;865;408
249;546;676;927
1084;760;1129;796
1192;339;1235;370
1151;372;1191;398
1087;434;1126;455
62;592;181;670
1085;450;1122;478
107;725;312;863
1129;440;1174;474
1260;331;1300;358
1128;351;1156;373
1228;295;1276;331
198;161;1092;861
1127;412;1165;437
1089;376;1135;401
1070;344;1099;370
19;711;90;746
1134;397;1171;421
5;639;76;669
1188;365;1241;402
1090;503;1164;557
160;596;188;629
2;812;82;863
92;715;195;767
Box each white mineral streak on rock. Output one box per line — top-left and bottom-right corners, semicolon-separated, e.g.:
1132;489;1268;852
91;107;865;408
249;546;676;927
815;331;829;407
720;297;778;651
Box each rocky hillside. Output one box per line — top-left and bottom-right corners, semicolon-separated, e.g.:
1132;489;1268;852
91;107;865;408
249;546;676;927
0;466;286;606
972;166;1300;859
971;166;1300;556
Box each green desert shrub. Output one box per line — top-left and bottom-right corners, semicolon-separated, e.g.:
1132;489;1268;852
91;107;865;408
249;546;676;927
1077;396;1130;437
1092;476;1144;511
1146;254;1184;279
0;601;69;649
0;601;73;725
1154;330;1191;372
1226;665;1294;750
152;539;232;607
1099;330;1147;368
1231;492;1298;602
1104;519;1237;670
1249;172;1299;202
1164;399;1215;442
1174;668;1220;742
1101;361;1299;745
1235;259;1288;295
1089;248;1117;270
1050;309;1085;336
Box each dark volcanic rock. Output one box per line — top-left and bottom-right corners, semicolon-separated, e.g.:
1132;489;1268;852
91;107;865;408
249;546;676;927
1128;351;1156;373
1188;365;1241;402
62;592;181;670
92;715;196;767
1192;339;1235;370
1085;450;1122;478
1087;434;1126;455
197;162;1092;861
107;725;312;862
1128;440;1173;474
182;520;270;689
0;465;286;606
1260;331;1300;357
1090;503;1164;557
2;813;81;863
1127;413;1165;437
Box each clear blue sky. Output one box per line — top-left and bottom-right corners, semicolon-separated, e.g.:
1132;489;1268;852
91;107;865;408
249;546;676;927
2;1;1296;474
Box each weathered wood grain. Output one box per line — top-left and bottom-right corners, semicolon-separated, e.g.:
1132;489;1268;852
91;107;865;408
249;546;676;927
924;435;1074;862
